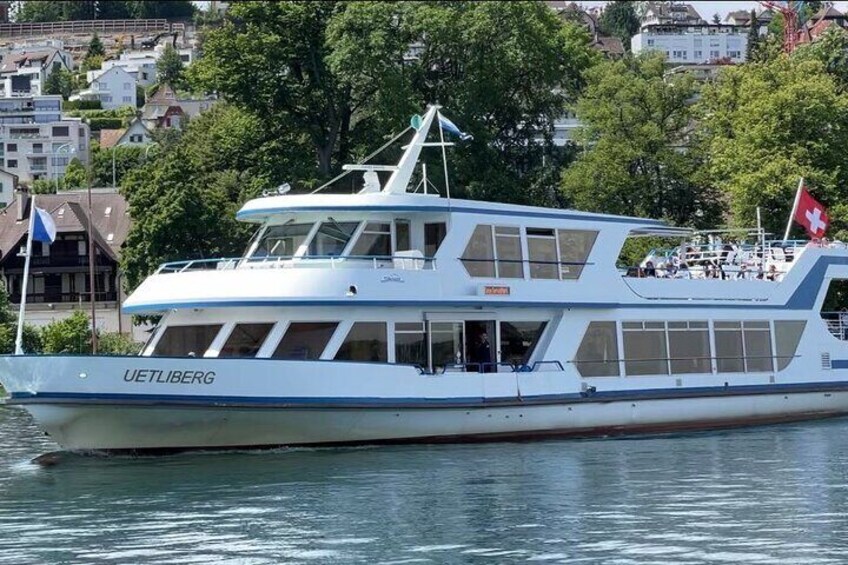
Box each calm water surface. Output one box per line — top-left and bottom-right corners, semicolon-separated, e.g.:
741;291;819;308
2;405;848;564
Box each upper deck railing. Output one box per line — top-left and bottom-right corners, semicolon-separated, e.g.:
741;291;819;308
156;254;438;274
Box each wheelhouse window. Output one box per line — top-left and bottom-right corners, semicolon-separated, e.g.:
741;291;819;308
218;323;274;357
255;223;311;258
272;322;338;360
499;321;547;365
574;321;620;377
350;222;391;257
424;222;447;256
308;221;359;256
395;322;427;367
335;322;388;362
527;228;558;279
152;324;222;357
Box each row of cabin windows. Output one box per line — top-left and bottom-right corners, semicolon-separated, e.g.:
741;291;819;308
574;320;806;378
253;220;445;260
150;320;547;369
460;225;598;280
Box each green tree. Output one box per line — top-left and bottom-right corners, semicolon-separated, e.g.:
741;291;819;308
86;32;104;60
43;66;74;99
560;53;723;227
746;10;760;61
698;56;848;239
91;145;146;187
156;43;184;89
598;1;640;50
41;310;92;354
63;157;87;190
793;26;848;92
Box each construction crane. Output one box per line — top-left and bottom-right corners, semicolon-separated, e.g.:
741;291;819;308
757;1;807;53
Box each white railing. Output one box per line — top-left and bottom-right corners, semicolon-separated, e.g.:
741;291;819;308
822;312;848;340
156;254;438;274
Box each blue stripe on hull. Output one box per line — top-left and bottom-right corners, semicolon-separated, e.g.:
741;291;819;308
10;380;848;409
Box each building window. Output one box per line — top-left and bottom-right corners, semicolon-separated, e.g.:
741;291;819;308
272;322;338;360
6;160;16;168
334;322;388;362
647;39;654;46
6;143;16;152
152;325;223;357
123;82;132;90
32;143;42;153
218;323;274;357
672;50;688;59
52;126;69;137
694;50;703;59
728;50;741;58
122;96;132;103
710;50;720;59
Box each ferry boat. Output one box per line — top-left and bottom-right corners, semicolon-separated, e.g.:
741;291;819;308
3;105;848;452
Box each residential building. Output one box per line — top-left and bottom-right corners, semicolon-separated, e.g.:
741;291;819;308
0;95;90;184
632;3;749;64
99;118;153;148
547;2;625;58
141;84;217;131
796;4;848;46
0;188;139;338
724;8;772;34
74;66;136;110
0;42;74;97
0;169;16;205
98;51;158;88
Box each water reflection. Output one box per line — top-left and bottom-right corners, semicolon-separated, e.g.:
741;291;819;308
2;405;848;564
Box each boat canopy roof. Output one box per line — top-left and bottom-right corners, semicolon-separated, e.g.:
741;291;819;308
236;192;668;228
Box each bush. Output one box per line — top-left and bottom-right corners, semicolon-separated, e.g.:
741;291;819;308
98;332;142;355
63;100;102;111
42;310;92;354
87;117;124;131
30;179;57;194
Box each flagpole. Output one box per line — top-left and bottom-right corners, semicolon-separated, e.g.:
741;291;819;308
436;110;451;200
783;177;804;243
15;194;37;355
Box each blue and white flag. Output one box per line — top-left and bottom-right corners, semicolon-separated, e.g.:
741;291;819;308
438;114;473;141
32;206;56;244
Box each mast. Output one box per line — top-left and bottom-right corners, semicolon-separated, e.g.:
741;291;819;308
382;105;440;194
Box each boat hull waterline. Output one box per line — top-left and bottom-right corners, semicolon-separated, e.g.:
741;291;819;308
4;355;848;451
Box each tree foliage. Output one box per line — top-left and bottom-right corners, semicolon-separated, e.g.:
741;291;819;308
156;43;184;89
0;284;41;354
793;27;848;92
91;145;146;188
598;1;639;50
189;1;596;197
63;157;88;190
14;1;194;22
560;53;722;227
698;56;848;238
43;66;74;99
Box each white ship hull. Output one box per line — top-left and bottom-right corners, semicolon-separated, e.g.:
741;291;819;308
4;355;848;452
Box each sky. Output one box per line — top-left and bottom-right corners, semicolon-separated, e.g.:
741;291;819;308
580;1;848;19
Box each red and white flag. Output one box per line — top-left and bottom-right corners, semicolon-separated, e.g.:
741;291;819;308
793;186;829;239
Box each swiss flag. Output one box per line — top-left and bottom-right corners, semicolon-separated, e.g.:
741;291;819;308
794;186;829;238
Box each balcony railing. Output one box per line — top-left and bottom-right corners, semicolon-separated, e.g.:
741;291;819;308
10;291;118;304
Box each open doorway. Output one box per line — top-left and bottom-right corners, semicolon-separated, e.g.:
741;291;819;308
465;320;496;372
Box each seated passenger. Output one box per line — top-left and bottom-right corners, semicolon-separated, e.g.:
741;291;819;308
766;264;778;282
677;263;691;279
644;261;656;277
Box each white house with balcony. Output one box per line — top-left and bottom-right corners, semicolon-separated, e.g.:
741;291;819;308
0;46;74;97
74;66;136;110
0;95;89;184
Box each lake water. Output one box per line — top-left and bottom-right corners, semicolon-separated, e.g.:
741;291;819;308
2;405;848;564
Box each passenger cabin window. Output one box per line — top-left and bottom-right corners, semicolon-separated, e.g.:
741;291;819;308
495;227;523;278
574;321;620;377
219;323;274;357
623;321;669;376
308;221;358;256
499;321;547;365
351;222;391;257
526;228;558;279
395;322;427;367
152;324;222;357
667;321;711;374
430;322;464;369
774;321;805;371
255;224;311;258
335;322;388;362
558;230;598;279
272;322;339;360
461;225;495;277
424;222;447;256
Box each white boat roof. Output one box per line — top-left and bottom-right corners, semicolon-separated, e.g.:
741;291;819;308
236;192;669;228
